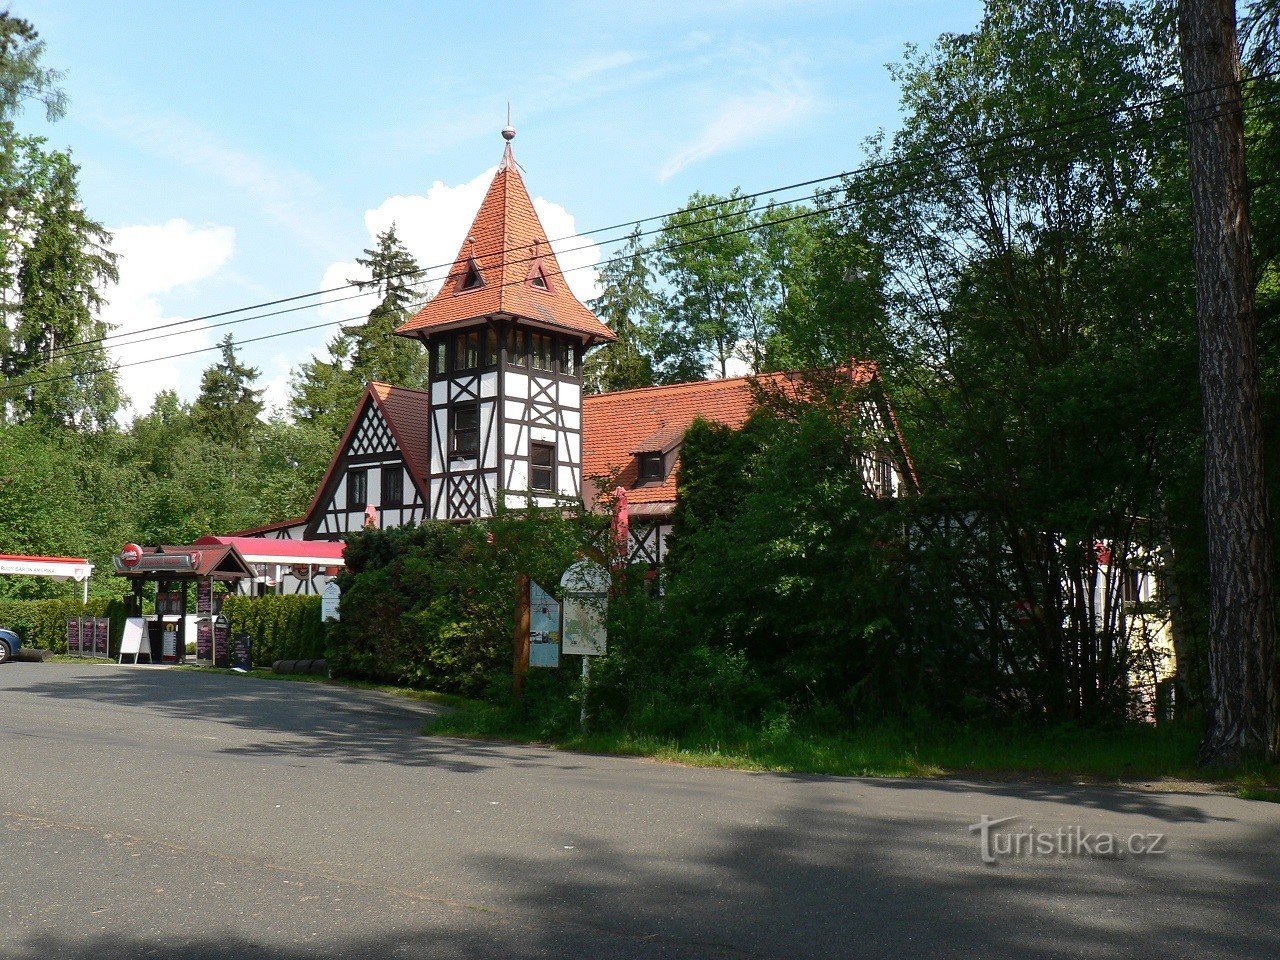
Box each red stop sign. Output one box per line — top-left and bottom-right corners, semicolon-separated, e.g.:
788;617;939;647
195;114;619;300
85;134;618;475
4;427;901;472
120;543;143;568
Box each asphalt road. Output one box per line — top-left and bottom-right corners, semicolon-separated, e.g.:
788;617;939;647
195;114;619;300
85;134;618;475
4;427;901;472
0;664;1276;959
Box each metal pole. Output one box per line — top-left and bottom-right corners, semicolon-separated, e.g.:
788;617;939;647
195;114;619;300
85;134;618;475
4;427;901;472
580;655;589;730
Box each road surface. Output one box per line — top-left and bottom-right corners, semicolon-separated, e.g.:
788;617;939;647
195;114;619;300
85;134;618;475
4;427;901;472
0;663;1276;958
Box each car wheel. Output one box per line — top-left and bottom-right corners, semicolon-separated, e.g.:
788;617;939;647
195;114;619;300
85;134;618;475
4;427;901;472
0;640;10;665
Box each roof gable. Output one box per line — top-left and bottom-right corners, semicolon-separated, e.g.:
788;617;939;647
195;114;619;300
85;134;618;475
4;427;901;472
395;139;616;344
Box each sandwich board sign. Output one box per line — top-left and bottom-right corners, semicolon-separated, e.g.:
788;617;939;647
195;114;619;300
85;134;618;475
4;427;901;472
560;560;609;657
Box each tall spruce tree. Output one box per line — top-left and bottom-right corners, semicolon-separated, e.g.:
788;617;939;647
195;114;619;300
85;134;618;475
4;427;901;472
192;334;264;443
291;225;426;438
585;226;659;393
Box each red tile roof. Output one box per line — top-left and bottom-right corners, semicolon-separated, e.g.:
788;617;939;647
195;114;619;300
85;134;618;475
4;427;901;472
371;382;431;488
395;142;616;344
582;364;884;508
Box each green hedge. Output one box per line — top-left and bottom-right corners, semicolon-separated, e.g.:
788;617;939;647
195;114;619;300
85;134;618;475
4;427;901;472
0;597;126;655
222;594;327;665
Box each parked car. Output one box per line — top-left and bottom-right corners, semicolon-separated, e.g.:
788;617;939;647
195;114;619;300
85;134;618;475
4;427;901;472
0;627;20;664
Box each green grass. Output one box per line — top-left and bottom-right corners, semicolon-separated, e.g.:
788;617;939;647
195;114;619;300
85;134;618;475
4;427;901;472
430;702;1280;793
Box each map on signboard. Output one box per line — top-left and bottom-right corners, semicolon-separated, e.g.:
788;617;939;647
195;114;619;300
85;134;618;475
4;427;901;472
560;560;609;656
561;595;607;656
529;581;561;668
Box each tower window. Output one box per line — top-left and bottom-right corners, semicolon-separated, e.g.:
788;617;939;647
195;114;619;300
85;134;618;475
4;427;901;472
531;333;553;371
637;453;665;482
455;330;480;371
450;404;479;458
530;441;555;491
507;328;526;366
483;327;499;366
381;468;403;508
559;341;577;376
346;468;368;509
433;339;448;376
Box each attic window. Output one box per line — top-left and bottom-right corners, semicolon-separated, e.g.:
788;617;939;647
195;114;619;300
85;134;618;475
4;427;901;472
458;257;485;292
637;453;666;482
526;254;552;292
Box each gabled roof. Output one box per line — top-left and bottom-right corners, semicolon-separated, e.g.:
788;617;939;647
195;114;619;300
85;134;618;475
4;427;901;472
581;362;900;508
226;382;430;539
395;138;616;344
371;382;431;485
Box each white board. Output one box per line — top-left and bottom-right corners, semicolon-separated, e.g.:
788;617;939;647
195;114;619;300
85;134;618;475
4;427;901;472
119;617;151;664
321;581;341;622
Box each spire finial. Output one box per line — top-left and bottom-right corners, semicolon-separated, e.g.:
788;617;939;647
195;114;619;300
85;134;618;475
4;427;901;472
501;102;516;142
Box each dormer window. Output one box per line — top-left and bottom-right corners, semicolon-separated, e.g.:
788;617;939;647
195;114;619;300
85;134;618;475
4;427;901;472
458;257;485;292
637;453;665;482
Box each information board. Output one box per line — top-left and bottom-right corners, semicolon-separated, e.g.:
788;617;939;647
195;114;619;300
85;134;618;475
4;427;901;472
232;631;252;671
161;622;179;663
561;596;607;656
197;578;212;615
560;560;610;657
93;617;109;658
66;617;81;656
529;582;561;668
321;581;341;622
196;618;213;662
213;615;230;667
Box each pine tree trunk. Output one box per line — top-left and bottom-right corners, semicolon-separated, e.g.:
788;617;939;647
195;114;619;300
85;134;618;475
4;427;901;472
1179;0;1280;764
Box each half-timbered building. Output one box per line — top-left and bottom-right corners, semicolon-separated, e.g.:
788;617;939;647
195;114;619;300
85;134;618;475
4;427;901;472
231;130;915;572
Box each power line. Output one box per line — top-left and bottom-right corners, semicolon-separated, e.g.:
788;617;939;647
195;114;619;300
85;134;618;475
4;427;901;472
8;76;1278;397
43;68;1280;361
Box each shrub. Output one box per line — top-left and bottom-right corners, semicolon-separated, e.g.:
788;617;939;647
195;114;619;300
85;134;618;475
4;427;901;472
221;594;326;665
328;511;602;695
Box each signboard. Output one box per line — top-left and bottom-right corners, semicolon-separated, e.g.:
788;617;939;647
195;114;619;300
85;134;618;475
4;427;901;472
120;543;142;568
560;560;610;657
93;617;109;658
0;557;93;581
119;617;150;663
66;617;81;656
196;618;213;662
161;622;179;663
321;581;341;622
113;552;197;574
80;617;95;656
213;615;230;667
197;578;212;615
232;631;252;671
529;582;561;668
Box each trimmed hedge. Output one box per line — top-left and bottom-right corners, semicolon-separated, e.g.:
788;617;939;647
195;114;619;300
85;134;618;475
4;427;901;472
222;594;327;665
0;597;125;655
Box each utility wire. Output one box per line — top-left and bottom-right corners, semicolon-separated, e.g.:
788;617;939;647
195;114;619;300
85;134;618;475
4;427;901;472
8;76;1279;395
41;68;1280;360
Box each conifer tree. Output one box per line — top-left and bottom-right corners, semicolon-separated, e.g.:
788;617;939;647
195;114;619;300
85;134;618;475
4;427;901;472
192;334;263;443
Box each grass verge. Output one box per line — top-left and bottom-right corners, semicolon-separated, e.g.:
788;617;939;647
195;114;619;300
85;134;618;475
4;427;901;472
430;702;1280;794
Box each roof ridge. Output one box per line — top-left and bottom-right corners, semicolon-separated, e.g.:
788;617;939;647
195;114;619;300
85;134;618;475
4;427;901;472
584;363;877;403
369;380;432;396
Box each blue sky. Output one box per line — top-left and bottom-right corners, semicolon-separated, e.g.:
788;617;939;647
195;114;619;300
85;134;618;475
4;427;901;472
16;0;982;415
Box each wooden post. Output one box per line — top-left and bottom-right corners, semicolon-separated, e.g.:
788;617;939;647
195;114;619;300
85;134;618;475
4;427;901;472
513;574;531;703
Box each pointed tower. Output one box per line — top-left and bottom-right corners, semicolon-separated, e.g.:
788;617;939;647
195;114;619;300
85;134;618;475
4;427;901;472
395;127;616;521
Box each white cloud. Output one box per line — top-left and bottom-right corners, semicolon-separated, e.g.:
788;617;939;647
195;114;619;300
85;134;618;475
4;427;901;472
99;219;236;419
659;83;814;181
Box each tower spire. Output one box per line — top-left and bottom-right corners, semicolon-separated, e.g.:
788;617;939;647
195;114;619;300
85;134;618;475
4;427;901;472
500;103;516;169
